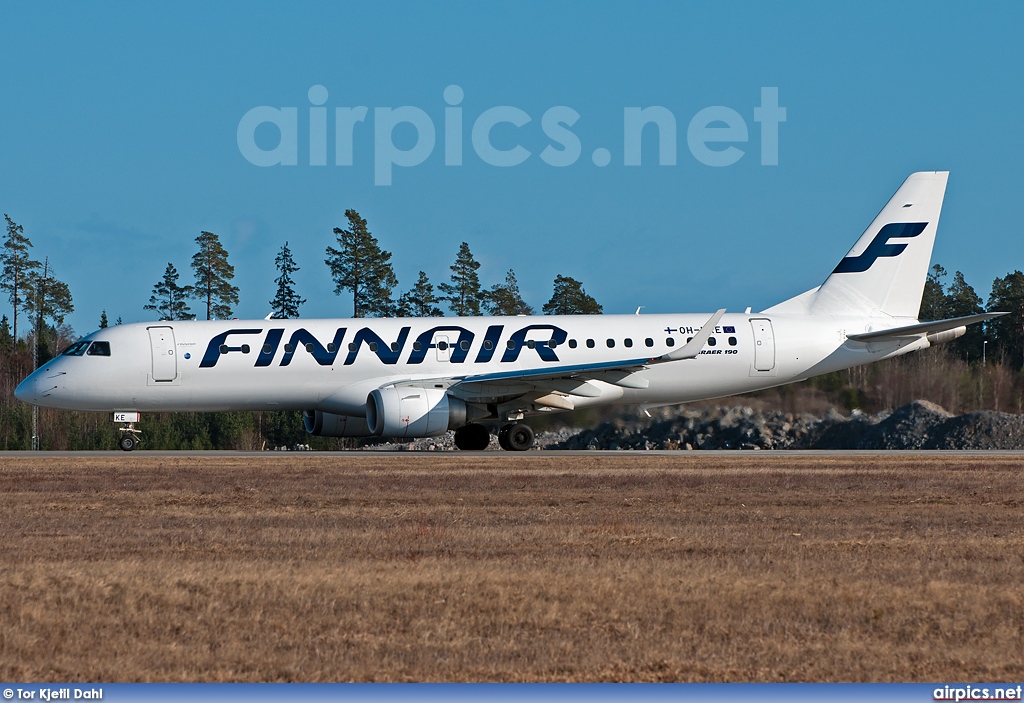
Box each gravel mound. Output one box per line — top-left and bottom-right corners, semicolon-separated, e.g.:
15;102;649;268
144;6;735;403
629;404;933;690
549;400;1024;451
352;400;1024;451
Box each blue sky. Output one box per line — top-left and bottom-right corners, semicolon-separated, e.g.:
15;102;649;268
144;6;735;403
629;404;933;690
2;1;1022;333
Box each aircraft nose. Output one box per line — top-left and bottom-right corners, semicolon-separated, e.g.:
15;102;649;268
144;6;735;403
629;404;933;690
15;367;58;405
14;372;37;404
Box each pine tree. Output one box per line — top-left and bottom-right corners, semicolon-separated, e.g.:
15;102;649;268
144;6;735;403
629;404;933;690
987;270;1024;368
484;269;533;316
29;257;74;363
189;231;240;320
0;214;41;342
946;271;985;362
438;242;483;316
269;241;306;318
0;314;11;353
396;271;444;317
920;264;947;321
99;310;108;329
542;275;603;315
144;263;195;320
325;209;397;318
115;316;122;325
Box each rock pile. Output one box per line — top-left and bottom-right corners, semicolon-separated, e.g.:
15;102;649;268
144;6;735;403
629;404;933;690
358;400;1024;450
550;400;1024;450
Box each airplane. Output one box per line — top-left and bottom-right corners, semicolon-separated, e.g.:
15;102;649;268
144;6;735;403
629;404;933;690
15;171;1004;451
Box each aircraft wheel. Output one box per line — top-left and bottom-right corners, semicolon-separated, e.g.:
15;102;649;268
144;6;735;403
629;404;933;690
497;424;512;451
454;423;490;451
119;434;138;452
505;423;534;452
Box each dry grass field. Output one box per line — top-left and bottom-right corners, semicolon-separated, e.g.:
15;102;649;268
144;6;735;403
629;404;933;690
0;452;1021;682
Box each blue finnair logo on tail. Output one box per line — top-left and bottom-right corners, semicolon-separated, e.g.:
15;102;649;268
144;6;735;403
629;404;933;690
832;222;928;274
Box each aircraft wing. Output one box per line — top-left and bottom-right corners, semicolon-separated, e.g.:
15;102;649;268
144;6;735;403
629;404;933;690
384;310;729;410
846;312;1006;343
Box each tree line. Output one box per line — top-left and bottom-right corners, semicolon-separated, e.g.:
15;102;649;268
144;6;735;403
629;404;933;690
144;209;603;325
920;263;1024;367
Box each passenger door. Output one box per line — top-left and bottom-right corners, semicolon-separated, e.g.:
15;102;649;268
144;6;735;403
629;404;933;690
750;319;776;372
148;326;177;381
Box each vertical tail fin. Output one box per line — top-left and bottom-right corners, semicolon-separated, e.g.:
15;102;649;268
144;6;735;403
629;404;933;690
805;171;949;319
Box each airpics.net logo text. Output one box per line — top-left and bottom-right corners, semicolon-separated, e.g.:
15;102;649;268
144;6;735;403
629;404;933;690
237;85;786;186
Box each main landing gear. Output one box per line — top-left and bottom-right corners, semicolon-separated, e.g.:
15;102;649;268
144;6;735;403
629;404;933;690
498;422;534;452
453;423;491;451
452;422;536;451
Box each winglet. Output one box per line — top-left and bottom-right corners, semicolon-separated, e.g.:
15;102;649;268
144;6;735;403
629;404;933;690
654;309;727;362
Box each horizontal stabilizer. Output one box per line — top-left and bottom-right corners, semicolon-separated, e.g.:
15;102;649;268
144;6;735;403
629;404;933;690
846;312;1006;343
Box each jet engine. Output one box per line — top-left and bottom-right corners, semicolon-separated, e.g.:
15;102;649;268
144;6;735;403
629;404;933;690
366;386;475;438
302;410;375;437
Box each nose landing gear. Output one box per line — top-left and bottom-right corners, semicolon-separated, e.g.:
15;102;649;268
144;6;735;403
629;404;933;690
118;428;141;451
113;412;142;451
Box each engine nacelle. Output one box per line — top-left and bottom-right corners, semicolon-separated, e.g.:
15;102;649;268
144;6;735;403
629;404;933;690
926;326;966;346
303;410;374;437
366;387;468;438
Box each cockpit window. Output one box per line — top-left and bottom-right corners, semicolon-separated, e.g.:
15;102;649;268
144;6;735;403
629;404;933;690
61;341;90;356
86;341;111;356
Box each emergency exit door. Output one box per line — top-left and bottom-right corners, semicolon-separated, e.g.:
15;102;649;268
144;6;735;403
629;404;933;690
750;319;776;372
148;326;177;381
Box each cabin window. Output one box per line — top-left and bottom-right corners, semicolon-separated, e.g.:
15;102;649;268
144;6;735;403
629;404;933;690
506;340;516;350
568;339;578;349
483;340;492;350
436;341;448;351
305;343;315;353
348;343;357;352
368;342;379;352
327;343;337;353
548;339;557;348
391;342;401;352
606;339;615;348
728;336;737;346
62;341;90;356
707;337;717;347
87;341;111;356
645;338;654;348
413;341;423;351
666;338;675;347
262;344;272;354
624;338;633;348
283;344;294;353
240;345;250;354
460;340;470;351
219;344;229;354
586;339;595;348
527;340;536;349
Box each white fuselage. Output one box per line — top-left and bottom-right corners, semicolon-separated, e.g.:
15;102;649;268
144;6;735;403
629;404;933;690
15;312;927;417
